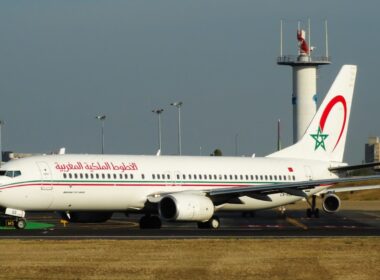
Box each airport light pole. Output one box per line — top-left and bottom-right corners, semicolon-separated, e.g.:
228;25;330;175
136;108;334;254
152;109;164;153
95;115;106;154
0;120;4;166
170;101;183;155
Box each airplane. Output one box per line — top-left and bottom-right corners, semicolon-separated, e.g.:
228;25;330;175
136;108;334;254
1;64;380;230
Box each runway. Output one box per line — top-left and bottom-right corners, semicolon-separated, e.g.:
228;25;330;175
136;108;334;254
1;201;379;239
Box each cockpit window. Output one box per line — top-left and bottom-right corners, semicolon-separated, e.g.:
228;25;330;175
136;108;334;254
0;170;22;178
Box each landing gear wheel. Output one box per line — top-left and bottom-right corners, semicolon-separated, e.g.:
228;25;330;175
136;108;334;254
314;208;320;218
139;215;162;229
306;207;320;218
306;195;320;218
208;216;220;229
306;208;312;218
14;218;27;230
197;216;220;229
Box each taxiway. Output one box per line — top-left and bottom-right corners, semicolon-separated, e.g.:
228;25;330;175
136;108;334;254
0;201;379;239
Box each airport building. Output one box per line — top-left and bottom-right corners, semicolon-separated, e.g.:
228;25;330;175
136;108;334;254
365;137;380;163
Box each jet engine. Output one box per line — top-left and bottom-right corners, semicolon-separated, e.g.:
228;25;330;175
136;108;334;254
322;194;341;213
158;193;214;222
60;211;113;223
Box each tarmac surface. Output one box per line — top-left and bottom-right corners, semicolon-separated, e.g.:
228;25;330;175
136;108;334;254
0;201;379;239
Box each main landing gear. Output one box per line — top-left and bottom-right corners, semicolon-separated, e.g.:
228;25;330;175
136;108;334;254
139;215;162;229
306;195;320;218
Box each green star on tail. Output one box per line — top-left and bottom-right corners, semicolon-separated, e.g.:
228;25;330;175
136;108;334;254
310;127;329;151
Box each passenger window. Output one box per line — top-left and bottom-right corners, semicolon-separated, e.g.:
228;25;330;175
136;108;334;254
63;173;67;179
80;174;83;179
245;175;249;180
74;174;78;179
69;173;72;179
167;174;170;180
183;174;186;180
250;175;254;180
162;174;166;180
96;174;99;179
130;174;134;179
142;174;145;179
269;175;273;180
102;174;105;179
113;174;117;179
240;175;243;180
157;174;161;180
125;174;128;179
292;175;296;181
107;174;111;179
177;174;180;180
189;174;192;180
85;174;89;179
194;175;197;180
224;175;227;180
229;175;233;180
119;174;123;179
90;174;94;179
234;175;238;180
152;174;156;179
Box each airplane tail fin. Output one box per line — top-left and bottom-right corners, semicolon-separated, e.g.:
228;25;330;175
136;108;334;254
268;65;357;163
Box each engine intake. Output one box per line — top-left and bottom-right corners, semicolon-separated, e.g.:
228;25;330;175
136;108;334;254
322;194;341;213
159;193;214;222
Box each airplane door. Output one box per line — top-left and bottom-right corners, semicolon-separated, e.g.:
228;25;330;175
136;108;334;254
37;162;53;190
304;166;313;181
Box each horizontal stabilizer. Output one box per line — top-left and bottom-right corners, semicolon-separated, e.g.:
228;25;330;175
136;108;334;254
329;161;380;172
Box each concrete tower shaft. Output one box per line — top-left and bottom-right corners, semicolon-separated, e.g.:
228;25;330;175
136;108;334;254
292;65;317;141
278;20;330;143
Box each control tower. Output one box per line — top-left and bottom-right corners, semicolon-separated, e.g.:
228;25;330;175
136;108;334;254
277;21;330;143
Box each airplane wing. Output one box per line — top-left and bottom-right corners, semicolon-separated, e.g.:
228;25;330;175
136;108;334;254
206;175;380;205
147;175;380;205
320;185;380;194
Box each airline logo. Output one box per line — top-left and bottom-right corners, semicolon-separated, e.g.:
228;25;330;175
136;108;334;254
310;95;347;151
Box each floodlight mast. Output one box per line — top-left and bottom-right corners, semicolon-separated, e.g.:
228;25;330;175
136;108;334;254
170;101;183;155
0;120;4;166
152;109;164;153
95;115;106;154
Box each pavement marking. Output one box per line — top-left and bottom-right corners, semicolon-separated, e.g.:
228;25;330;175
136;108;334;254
286;217;308;230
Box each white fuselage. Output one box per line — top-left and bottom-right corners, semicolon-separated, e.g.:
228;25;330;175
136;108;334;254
0;154;336;213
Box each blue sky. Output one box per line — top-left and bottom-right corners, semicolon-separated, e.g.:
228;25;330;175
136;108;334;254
0;1;379;163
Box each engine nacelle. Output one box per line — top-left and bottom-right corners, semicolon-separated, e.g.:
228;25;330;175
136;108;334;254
322;194;341;213
158;193;214;222
60;211;113;223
